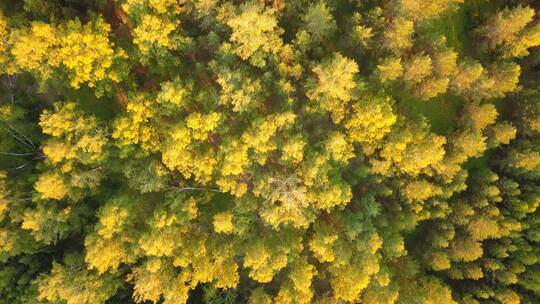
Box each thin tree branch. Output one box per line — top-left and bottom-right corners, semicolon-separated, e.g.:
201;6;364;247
0;151;38;156
5;128;35;151
5;123;37;149
9;162;30;171
171;186;224;193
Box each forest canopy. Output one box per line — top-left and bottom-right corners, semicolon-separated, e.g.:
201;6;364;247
0;0;539;303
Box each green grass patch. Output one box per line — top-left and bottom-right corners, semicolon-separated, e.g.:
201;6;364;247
396;92;462;136
425;0;498;56
397;1;502;136
63;86;121;120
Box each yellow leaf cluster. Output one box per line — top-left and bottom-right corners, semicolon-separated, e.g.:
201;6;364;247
167;230;239;289
248;288;272;304
509;23;540;57
133;14;178;53
130;265;190;304
399;134;446;175
375;122;447;176
113;97;160;152
404;54;433;84
377;57;404;82
508;149;540;171
10;22;60;77
244;240;289;282
186;112;221;140
0;11;8;69
345;96;397;146
242;112;296;164
0;171;8;219
97;205;130;239
281;136;306;163
221;139;250;176
58;19;117;88
451;61;485;95
430;252;452;271
489;122;517;145
417;77;450;100
157;80;188;106
330;257;379;302
255;176;314;229
42;141;76;164
38;262;117;304
227;2;283;60
462;103;498;132
400;0;464;21
212;212;235;234
434;49;459;77
9;17;122;90
325;132;355;163
85;235;131;273
488;62;521;98
139;227;182;257
307;53;359;123
162;125;217;183
384;17;414;53
450;61;517;100
308;182;353;210
40;102;107;166
421;278;459;304
39;103;78;137
34;172;68;200
403;180;443;203
123;0;183;15
216;176;248;197
0;229;15;253
217;69;263;112
309;225;338;263
276;258;317;304
356;25;373;45
480;6;534;52
450;130;487;163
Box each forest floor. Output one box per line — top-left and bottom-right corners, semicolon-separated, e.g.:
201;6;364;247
398;0;497;136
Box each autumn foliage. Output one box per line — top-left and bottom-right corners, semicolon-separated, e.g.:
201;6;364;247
0;0;539;303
